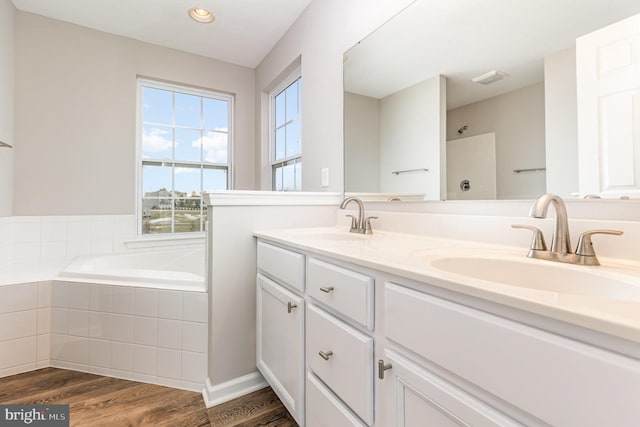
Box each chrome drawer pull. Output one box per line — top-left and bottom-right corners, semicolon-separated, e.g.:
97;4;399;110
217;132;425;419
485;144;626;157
287;302;297;314
378;359;392;379
319;350;333;360
320;286;335;293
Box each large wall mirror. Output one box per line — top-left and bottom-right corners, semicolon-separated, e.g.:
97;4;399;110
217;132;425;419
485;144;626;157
344;0;640;200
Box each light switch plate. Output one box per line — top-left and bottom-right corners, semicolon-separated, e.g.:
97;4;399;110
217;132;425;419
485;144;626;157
321;168;329;188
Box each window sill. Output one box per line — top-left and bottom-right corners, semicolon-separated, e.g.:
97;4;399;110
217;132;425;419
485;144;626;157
125;233;205;250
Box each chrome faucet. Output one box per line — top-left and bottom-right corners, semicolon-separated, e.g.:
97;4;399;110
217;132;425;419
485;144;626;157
513;193;622;266
339;197;377;234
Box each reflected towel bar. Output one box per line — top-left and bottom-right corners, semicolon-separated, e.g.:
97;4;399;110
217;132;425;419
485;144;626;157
513;168;546;173
392;168;429;175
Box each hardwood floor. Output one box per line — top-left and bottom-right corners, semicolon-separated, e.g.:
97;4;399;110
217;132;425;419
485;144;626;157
0;368;297;426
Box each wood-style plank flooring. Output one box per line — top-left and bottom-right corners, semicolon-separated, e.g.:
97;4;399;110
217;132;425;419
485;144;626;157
0;368;297;426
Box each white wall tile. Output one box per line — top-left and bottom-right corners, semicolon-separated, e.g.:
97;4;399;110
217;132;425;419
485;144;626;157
66;336;89;365
91;239;113;256
91;216;115;240
37;307;51;334
88;366;110;376
51;308;68;334
37;334;50;362
68;309;89;337
0;283;37;313
66;240;91;259
90;285;112;312
114;215;135;239
0;310;37;341
112;287;135;315
180;380;203;393
38;281;52;308
41;217;67;242
40;241;67;261
182;322;207;353
12;242;41;263
50;334;67;361
156;376;182;389
181;351;207;383
0;337;37;370
36;361;49;369
134;317;158;346
89;312;111;340
0;363;37;379
68;283;91;310
133;373;157;384
157;319;182;350
89;339;110;368
66;362;89;373
135;288;158;318
110;369;136;381
158;290;182;320
157;348;181;380
134;345;157;376
110;342;133;371
110;314;134;343
182;292;207;323
51;282;69;308
12;218;41;243
66;218;91;241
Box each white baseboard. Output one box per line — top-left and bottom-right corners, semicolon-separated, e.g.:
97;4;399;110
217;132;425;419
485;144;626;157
202;371;268;408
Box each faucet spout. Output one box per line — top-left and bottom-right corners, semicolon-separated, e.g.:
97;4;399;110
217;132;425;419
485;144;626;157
340;197;365;231
529;193;571;254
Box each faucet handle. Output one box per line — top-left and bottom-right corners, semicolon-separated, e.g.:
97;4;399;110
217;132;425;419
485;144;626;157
345;214;359;230
364;216;378;234
512;224;547;251
575;230;623;257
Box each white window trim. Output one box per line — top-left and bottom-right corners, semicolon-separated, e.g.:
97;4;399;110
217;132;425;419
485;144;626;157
269;66;302;191
135;77;234;238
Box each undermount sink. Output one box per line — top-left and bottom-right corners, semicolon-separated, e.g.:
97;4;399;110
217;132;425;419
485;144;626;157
430;256;640;300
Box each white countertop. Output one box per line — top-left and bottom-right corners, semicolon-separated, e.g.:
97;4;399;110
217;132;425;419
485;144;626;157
254;226;640;344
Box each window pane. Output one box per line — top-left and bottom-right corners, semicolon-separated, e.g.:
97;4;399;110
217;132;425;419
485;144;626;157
175;128;201;162
274;166;283;191
142;125;172;159
203;168;228;191
175;93;201;128
295;161;301;190
285;120;301;158
202;131;228;164
174;199;202;233
204;98;228;131
141;203;172;235
275;92;285;127
142;87;172;125
275;127;285;161
175;165;202;196
283;163;295;191
142;163;172;196
285;80;299;120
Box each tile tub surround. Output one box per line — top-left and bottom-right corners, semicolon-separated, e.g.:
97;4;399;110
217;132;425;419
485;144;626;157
49;281;208;392
0;281;51;377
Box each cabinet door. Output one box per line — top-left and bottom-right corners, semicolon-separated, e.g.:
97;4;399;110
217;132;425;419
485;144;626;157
257;273;304;424
379;350;521;427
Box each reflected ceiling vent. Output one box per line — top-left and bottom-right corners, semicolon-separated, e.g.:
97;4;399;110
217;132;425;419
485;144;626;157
472;70;509;85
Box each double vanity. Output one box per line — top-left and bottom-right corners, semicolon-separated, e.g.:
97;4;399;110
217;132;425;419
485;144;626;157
254;196;640;426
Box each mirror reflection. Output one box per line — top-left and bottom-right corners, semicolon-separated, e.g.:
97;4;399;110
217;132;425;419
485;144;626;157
343;0;640;200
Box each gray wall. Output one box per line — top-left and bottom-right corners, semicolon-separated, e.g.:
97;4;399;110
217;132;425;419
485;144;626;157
13;12;256;215
0;0;15;217
447;83;546;199
344;91;380;192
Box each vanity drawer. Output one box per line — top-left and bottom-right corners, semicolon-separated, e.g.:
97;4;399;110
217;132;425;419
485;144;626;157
307;304;374;425
385;282;640;427
257;241;305;292
307;258;374;329
306;372;366;427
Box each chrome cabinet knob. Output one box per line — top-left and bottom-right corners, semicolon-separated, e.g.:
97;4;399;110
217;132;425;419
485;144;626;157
287;302;297;314
320;286;334;293
378;359;392;379
319;350;333;361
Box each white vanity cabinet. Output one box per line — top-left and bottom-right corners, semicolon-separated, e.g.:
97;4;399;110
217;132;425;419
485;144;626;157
256;243;306;425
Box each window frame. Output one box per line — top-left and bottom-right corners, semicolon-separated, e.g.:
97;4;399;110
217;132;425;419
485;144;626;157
269;67;302;191
135;77;234;238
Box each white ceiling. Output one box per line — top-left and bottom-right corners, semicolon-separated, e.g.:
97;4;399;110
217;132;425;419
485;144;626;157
11;0;313;68
344;0;640;109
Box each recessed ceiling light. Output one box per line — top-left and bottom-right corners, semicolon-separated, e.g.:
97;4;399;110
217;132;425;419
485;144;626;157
189;8;215;24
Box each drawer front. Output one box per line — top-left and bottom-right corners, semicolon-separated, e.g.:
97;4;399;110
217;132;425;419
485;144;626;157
385;282;640;427
307;304;374;425
307;258;374;329
257;241;305;292
306;372;366;427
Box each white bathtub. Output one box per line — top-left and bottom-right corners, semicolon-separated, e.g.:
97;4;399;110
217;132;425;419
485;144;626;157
58;247;206;292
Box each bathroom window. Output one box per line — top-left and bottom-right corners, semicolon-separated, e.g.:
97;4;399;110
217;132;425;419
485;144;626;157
137;78;233;235
270;70;302;191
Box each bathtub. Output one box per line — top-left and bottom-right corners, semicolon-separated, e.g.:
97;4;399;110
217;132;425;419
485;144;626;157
58;247;206;292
